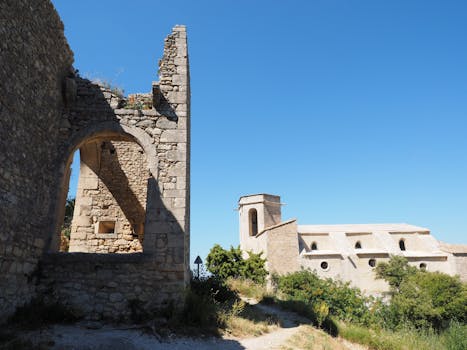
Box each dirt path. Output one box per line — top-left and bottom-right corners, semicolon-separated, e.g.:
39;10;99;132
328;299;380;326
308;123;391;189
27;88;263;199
236;297;367;350
232;297;310;349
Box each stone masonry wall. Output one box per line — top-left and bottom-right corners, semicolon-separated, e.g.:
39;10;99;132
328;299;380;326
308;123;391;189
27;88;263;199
0;0;190;321
454;254;467;282
39;253;185;321
69;141;149;253
266;221;300;275
38;25;191;320
0;0;74;320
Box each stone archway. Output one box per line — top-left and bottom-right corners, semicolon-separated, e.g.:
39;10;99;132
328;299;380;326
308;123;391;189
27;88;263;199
53;123;159;254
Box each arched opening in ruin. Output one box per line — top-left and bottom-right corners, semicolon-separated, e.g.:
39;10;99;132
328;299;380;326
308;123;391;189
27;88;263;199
55;128;153;254
249;208;258;236
355;241;362;249
311;242;318;250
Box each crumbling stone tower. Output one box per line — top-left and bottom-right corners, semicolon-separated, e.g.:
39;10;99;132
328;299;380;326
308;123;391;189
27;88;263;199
0;0;190;321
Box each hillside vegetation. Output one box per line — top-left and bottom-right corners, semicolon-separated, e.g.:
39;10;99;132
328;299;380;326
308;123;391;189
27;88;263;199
205;244;467;350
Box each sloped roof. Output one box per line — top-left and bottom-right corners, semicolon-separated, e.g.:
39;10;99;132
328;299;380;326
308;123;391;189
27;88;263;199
439;242;467;254
298;223;430;234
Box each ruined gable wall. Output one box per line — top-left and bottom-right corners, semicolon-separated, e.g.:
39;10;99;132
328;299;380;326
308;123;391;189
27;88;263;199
37;26;190;321
0;0;74;319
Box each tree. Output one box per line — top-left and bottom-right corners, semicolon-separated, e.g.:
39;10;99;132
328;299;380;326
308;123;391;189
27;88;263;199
63;198;75;228
376;256;467;330
241;250;268;283
60;198;75;251
375;255;417;291
206;244;267;284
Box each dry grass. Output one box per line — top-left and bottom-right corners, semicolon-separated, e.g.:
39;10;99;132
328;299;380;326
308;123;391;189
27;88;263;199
227;278;274;301
225;314;277;337
281;325;349;350
219;300;280;338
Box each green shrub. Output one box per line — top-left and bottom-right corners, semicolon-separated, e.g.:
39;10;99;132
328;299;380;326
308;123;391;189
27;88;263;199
190;276;236;303
376;256;467;330
276;269;372;325
177;276;277;336
179;288;219;329
206;244;267;284
375;255;417;291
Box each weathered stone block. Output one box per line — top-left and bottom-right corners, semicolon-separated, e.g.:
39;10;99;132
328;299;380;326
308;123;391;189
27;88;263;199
167;150;186;161
160;130;186;143
156;118;177;129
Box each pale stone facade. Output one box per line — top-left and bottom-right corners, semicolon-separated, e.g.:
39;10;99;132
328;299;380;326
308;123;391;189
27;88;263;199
0;0;190;321
239;194;467;295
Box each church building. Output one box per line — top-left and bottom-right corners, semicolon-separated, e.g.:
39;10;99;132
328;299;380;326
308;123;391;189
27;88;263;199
239;194;467;295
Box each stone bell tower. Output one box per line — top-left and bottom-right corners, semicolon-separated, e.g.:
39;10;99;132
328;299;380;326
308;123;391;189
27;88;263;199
238;194;282;253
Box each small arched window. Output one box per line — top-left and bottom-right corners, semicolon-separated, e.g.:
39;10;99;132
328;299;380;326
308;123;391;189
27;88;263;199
368;259;376;267
419;263;427;271
355;241;362;249
399;239;406;251
248;208;258;236
311;242;318;250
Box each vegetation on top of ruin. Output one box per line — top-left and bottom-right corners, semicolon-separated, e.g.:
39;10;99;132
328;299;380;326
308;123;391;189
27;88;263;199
86;76;125;98
122;95;153;110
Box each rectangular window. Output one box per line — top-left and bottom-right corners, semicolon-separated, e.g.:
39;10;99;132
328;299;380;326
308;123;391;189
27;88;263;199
98;221;116;234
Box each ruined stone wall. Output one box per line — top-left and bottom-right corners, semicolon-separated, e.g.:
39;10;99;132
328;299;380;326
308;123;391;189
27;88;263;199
37;25;191;320
39;253;185;320
0;0;190;321
0;0;74;319
69;141;149;253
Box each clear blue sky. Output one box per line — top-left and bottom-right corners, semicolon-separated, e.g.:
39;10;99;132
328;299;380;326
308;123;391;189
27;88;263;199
52;0;467;266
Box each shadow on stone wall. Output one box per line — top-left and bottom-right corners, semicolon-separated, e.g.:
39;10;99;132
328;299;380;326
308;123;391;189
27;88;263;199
38;77;188;321
82;141;147;242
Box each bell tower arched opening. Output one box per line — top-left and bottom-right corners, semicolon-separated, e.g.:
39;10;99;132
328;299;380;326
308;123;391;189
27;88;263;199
249;208;258;236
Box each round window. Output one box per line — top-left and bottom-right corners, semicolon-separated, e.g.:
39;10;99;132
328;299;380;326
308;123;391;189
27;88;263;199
368;259;376;267
320;261;329;270
419;263;427;270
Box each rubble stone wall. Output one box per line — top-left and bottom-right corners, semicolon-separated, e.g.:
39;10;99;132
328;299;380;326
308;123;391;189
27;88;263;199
0;0;74;320
39;253;185;320
0;0;190;322
42;24;190;320
68;141;149;253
